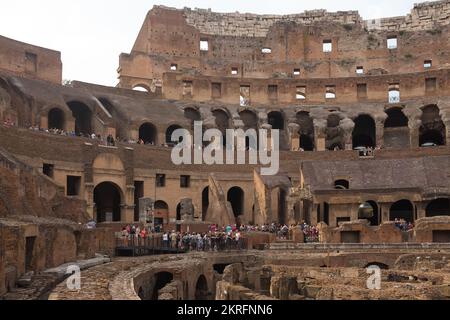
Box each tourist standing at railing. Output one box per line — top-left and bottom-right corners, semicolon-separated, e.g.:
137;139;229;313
162;232;169;248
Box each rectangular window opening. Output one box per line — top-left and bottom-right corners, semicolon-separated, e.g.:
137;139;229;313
425;77;437;92
43;163;54;178
268;85;278;100
325;85;336;99
388;83;400;103
296;86;306;100
156;174;166;188
67;176;81;196
182;80;193;97
200;40;209;51
180;175;190;188
387;36;398;49
323;40;332;53
240;85;250;106
212;82;222;98
357;83;367;99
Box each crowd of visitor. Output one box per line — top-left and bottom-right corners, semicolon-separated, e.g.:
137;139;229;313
117;221;321;252
394;219;414;232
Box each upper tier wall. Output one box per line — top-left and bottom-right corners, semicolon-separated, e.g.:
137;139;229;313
0;35;62;84
118;1;450;92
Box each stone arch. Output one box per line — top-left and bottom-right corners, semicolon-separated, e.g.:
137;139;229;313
139;122;158;145
194;275;209;300
419;104;446;146
67;101;93;135
202;187;209;221
268;111;284;130
296;111;315;151
426;198;450;217
239;109;258;130
364;262;389;270
385;107;409;128
94;181;123;222
352;114;376;148
48;107;65;130
97;97;115;115
367;201;380;226
390;200;414;222
184;107;201;131
239;109;259;149
152;271;174;300
165;124;184;144
384;107;409;148
334;180;350;190
154;200;169;225
326;113;344;150
227;187;244;224
132;84;150;92
212;109;230;145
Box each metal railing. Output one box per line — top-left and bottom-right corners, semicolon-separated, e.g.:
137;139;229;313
115;235;249;256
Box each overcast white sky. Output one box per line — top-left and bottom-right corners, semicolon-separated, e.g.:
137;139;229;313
0;0;420;86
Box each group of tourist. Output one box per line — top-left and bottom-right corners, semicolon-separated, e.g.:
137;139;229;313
394;219;414;232
299;222;320;243
3;119;16;127
27;125;118;146
118;221;321;251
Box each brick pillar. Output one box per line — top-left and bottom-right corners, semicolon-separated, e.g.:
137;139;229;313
288;123;300;151
375;120;385;148
313;119;327;151
445;120;450;146
409;118;421;148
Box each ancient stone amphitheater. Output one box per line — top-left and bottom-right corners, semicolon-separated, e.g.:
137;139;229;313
1;1;450;300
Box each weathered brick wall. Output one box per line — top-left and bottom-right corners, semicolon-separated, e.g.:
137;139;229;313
0;35;62;84
119;1;450;91
0;225;5;295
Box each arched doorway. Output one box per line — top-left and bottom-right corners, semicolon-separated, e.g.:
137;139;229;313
299;135;314;151
195;275;209;300
384;107;409;148
213;109;230;145
352;115;376;148
334;180;350;190
426;198;450;217
358;201;379;226
227;187;244;224
389;200;414;222
202;187;209;221
326;113;344;150
94;182;122;222
166;125;183;144
276;188;287;224
48;108;65;130
176;203;182;221
132;84;150;92
268;111;284;130
139;123;157;145
67;101;92;135
367;201;380;226
296;111;315;151
184;108;201;130
154;201;169;227
152;272;173;300
419;105;446;146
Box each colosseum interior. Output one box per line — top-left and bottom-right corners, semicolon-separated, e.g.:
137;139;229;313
1;1;450;301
